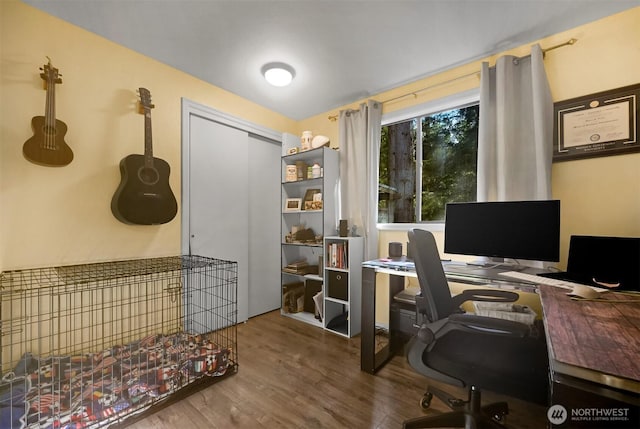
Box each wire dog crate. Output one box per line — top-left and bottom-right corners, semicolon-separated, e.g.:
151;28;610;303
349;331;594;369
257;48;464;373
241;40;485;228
0;255;238;429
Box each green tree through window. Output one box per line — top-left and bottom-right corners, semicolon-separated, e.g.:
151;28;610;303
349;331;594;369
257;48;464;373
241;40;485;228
379;104;478;222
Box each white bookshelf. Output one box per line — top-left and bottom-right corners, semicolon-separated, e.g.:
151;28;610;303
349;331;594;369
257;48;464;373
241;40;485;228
323;236;364;338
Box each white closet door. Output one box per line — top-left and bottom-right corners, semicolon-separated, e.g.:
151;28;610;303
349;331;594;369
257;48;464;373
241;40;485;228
189;115;249;323
248;135;280;317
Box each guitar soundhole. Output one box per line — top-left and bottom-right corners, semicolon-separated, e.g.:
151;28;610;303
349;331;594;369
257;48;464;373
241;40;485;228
39;125;59;150
42;125;57;136
138;166;160;186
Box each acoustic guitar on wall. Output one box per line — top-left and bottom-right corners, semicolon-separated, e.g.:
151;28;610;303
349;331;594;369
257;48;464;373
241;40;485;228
23;57;74;166
111;88;178;225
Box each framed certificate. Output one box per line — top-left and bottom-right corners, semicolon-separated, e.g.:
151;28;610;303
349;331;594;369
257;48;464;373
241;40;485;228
553;83;639;162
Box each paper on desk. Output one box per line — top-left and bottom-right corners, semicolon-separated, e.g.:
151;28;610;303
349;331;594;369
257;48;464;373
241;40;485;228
367;258;415;271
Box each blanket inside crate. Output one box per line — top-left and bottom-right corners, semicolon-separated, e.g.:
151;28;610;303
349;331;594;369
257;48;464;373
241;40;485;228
0;332;231;429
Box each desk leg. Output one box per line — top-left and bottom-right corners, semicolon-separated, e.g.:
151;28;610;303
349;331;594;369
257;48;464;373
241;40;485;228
361;268;408;374
388;274;406;354
361;266;376;373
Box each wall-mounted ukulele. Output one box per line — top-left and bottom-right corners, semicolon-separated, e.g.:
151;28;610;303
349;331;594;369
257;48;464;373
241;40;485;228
23;57;74;166
111;88;178;225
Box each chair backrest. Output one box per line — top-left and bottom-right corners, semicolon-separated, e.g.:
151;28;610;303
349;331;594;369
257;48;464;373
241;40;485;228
408;228;456;322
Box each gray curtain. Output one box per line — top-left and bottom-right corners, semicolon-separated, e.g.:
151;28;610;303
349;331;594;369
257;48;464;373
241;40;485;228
338;100;382;260
477;44;553;202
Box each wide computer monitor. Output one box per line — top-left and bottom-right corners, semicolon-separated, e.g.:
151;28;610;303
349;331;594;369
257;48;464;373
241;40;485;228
444;200;561;263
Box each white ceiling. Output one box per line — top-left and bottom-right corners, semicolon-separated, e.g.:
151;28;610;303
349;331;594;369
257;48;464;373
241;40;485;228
24;0;639;120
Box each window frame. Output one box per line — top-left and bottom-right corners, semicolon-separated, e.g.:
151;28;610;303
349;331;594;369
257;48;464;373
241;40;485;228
378;88;480;231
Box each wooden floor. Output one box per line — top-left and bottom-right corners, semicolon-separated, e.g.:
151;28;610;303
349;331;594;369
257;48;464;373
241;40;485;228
126;310;548;428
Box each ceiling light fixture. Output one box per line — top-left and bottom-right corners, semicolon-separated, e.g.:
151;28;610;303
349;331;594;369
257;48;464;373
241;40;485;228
261;62;295;87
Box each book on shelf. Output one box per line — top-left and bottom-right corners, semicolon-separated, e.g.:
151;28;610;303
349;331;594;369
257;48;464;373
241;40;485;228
327;242;349;269
282;259;320;275
283;259;307;274
287;260;308;268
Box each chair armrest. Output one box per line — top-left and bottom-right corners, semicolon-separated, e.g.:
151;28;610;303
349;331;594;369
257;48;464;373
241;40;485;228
415;324;436;345
451;288;519;309
448;313;530;337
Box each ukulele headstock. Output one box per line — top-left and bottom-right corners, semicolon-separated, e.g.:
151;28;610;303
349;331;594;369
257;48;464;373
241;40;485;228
137;88;155;114
39;57;62;89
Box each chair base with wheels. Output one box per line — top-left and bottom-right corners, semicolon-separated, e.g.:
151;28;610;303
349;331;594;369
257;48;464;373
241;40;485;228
404;385;508;429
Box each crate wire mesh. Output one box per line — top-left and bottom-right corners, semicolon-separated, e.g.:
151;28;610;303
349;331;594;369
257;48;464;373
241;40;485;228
0;255;237;428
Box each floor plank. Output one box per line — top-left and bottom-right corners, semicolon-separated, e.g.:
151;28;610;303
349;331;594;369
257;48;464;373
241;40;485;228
126;310;548;428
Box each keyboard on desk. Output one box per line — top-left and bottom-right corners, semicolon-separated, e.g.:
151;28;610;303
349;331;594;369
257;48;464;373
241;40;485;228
498;271;589;290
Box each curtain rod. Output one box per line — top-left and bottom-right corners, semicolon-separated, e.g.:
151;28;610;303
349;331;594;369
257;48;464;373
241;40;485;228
327;38;577;121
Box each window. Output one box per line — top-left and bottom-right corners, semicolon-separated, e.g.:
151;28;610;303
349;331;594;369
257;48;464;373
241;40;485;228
379;95;479;223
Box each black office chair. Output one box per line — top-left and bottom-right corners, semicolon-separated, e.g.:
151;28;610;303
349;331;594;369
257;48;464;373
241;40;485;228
403;229;548;429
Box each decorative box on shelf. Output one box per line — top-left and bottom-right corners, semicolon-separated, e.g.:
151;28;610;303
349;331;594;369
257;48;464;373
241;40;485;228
285;165;297;182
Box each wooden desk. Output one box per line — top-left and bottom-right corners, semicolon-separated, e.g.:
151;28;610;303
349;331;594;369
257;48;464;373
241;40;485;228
539;285;640;428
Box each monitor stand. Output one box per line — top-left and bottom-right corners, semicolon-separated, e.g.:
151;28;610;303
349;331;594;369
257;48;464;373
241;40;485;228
466;257;524;270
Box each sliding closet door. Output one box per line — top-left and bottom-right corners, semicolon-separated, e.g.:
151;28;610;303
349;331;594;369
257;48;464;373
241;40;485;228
189;115;249;323
183;99;282;324
248;135;280;317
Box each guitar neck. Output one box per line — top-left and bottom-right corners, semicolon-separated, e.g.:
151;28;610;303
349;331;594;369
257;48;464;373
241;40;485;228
144;108;154;168
44;78;56;130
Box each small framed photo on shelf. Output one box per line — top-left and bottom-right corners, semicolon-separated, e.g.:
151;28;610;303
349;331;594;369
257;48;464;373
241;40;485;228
284;198;302;212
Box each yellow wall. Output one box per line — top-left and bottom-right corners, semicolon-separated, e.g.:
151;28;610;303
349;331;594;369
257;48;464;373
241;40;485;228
297;7;640;322
299;6;640;267
2;0;638;279
0;0;297;271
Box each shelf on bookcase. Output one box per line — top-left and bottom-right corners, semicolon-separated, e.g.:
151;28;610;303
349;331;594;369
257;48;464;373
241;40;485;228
281;271;323;280
281;242;323;247
282;310;322;328
325;296;349;305
282;209;323;214
326;326;349;337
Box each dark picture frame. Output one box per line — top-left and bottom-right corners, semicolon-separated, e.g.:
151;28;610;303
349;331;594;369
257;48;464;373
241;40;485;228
552;83;640;162
302;188;321;207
